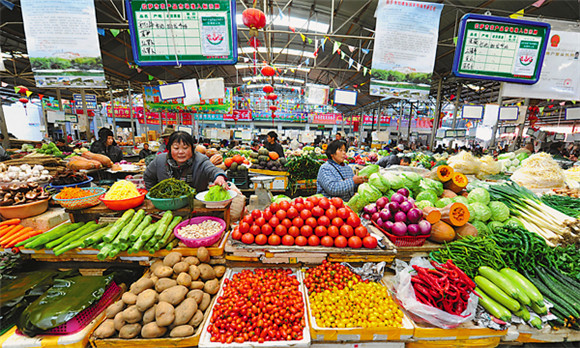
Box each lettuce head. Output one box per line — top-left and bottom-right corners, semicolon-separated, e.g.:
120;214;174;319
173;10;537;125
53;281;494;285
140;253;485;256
489;201;510;222
419;178;444;196
471;220;490;236
435;197;452;208
369;172;390;194
416;190;438;205
468;188;490;205
470;202;492;222
416;200;434;209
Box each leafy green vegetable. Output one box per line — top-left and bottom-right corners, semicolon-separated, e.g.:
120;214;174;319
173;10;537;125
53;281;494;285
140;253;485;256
416;200;434;209
359;164;379;178
149;178;195;199
416;190;438;205
205;185;230;202
504;217;524;228
516;152;529;162
489;201;510;222
471;220;490;236
401;172;422;193
347;194;366;213
357;183;382;205
272;195;291;203
419;178;444;196
466;203;476;222
452;195;469;206
435;197;452;208
470;202;492;222
369;173;390;193
468;188;490;205
487;220;504;233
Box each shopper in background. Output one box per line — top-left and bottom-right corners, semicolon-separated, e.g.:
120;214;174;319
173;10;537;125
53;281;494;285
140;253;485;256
515;141;534;156
335;132;342;141
139;143;152;159
55;139;73;153
0;134;8;161
90;127;123;163
317;140;366;201
400;157;411;166
157;126;175;153
378;147;401;168
264;131;285;159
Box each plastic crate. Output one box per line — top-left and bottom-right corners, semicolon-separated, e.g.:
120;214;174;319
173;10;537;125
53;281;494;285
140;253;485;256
371;221;429;247
227;170;249;189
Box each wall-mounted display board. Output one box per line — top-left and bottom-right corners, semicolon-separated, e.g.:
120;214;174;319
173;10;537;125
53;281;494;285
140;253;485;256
453;14;550;84
461;105;484;119
126;0;237;66
499;106;519;121
566;107;580;120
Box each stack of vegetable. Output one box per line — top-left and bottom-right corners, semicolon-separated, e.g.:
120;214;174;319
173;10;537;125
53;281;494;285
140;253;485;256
104;180;141;200
0;219;42;250
511;153;567;190
67;151;113;170
35;142;63;158
498;152;529;173
541;194;580;219
54;187;95;199
249;147;287;171
204;185;230;202
49;169;89;186
0;182;49;206
223;154;250;176
93;249;225;339
0;164;52;183
148;178;195;199
285;152;322;194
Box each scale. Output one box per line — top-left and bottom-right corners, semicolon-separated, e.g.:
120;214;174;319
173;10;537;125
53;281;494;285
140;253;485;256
250;176;275;211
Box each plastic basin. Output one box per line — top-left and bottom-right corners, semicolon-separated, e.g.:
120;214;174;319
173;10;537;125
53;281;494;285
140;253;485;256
99;189;147;211
0;199;49;219
146;193;189;211
174;216;226;248
47;176;93;193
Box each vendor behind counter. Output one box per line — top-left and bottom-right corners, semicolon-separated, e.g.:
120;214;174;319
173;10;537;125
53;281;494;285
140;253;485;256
90;128;123;163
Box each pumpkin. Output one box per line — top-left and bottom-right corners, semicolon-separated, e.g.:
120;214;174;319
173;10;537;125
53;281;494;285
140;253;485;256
444;172;468;193
455;223;478;239
440;189;457;199
269;152;279;161
433;165;454;182
429;221;456;243
422;207;441;224
440;202;470;227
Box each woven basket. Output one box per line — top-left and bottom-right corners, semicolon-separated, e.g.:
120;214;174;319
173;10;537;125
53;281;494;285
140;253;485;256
52;187;106;210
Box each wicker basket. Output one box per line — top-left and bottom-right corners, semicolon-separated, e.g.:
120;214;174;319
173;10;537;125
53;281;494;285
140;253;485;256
52;187;106;210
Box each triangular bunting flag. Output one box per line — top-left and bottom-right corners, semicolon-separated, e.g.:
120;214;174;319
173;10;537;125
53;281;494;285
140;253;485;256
304;58;310;65
300;33;306;42
573;101;577;104
356;63;361;71
13;87;19;94
361;48;369;55
97;28;105;36
307;37;313;45
453;37;458;45
313;48;319;57
341;52;345;59
363;67;368;76
110;29;120;37
26;90;33;97
137;67;142;73
291;69;295;73
289;26;296;33
509;9;524;19
333;41;341;53
38;94;44;100
532;0;545;8
284;69;288;73
321;38;327;51
348;58;354;68
278;8;285;20
148;74;154;81
348;45;355;53
0;82;7;88
539;106;544;113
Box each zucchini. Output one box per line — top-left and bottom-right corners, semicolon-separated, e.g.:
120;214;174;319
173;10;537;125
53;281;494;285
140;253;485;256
475;276;520;312
500;268;544;307
149;211;173;247
530;301;547;316
475;288;512;321
46;222;96;249
23;222;80;249
117;210;146;243
479;266;530;306
529;317;543;330
514;306;530;321
129;215;152;241
103;209;135;242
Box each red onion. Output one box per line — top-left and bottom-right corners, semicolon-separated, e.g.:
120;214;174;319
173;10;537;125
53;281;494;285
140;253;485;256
383;220;394;232
390;193;405;204
418;220;432;235
397;188;410;197
400;201;413;213
407;224;420;236
387;202;400;214
407;208;423;224
394;211;407;223
364;204;377;215
391;222;407;236
376;196;389;209
362;213;371;220
379;209;392;222
371;212;380;222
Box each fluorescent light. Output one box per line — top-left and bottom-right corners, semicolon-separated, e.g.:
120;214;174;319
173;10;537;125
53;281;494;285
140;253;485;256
246;84;303;91
235;63;310;73
236;14;329;34
238;47;316;59
242;76;305;84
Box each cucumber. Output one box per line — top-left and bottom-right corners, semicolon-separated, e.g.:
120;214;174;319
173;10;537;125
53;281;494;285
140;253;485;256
475;287;512;322
479;266;530;306
527;276;579;318
500;268;544;307
529;317;543;330
530;301;547;316
475;276;520;312
129;215;152;242
23;222;80;248
536;271;580;314
117;210;146;243
46;222;95;249
150;211;173;246
514;306;530;321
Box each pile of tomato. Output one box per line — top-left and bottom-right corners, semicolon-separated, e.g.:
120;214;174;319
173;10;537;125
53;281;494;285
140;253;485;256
207;269;305;344
303;260;366;293
232;196;378;249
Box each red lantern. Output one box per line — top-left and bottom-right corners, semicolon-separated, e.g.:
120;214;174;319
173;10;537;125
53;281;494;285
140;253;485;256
19;98;29;104
261;65;276;77
269;105;277;111
248;37;261;49
263;85;274;94
266;93;278;101
242;8;266;37
16;86;29;95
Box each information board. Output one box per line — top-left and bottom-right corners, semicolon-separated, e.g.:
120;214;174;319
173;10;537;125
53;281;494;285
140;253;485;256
126;0;237;66
453;14;550;84
73;94;97;110
461;105;484;119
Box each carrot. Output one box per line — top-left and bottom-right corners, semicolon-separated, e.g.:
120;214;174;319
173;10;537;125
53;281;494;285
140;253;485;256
0;225;12;238
6;230;42;248
0;218;21;227
0;225;20;243
0;226;27;246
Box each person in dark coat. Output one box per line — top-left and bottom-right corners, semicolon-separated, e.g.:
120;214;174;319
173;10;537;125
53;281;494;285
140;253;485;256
264;131;285;159
90;127;123;163
139;143;153;159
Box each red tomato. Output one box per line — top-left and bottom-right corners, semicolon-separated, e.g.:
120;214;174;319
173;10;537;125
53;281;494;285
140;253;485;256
334;235;347;248
300;225;313;237
332;217;344;227
331;197;344;208
255;217;266;227
232;230;242;240
363;236;378;249
275;224;287;236
242;215;253;224
287;207;299;219
268;234;281;246
308;235;320;246
314;226;327;237
307;196;320;206
348;236;362;248
263;209;273;221
276;209;287;221
282;235;294;246
300;210;312;220
294;197;304;204
304;201;314;210
279;201;291;211
249;225;261;235
340;225;354;238
270;202;280;213
241;233;254;244
251;209;262;219
239;222;250;233
255;234;268;245
294;203;305;211
317;216;330;227
320;236;334;247
347;214;361;227
269;217;280;228
261;224;273;236
311;206;324;217
281;218;292;229
319;198;331;210
337;208;350;220
355;225;368;238
325;207;337;220
295;236;308;246
305;217;318;229
288;226;300;237
292;217;304;228
327;225;340;238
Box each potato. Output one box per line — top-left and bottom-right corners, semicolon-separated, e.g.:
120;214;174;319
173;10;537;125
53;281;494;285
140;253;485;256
177;273;192;287
159;285;188;305
149;275;159;283
154;265;173;278
122;292;137;305
143;304;157;324
187;289;204;304
150;260;164;273
189;310;204;327
190;281;204;290
163;251;183;267
93;319;116;338
199;293;211;311
184;256;200;266
173;261;189;275
114;312;126;331
106;300;125;319
130;277;154;295
155;301;175;327
203;279;220;295
198;264;216;281
141;322;167;338
197;247;210;263
136;289;158;312
155;278;177;292
188;265;201;281
170;325;194;338
213;265;226;278
122;305;143;324
119;323;142;339
174;298;197;325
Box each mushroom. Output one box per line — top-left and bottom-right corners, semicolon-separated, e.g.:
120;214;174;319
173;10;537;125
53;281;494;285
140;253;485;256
25;191;38;201
8;184;20;192
27;182;39;189
19;184;29;192
0;198;14;206
37;192;49;200
14;192;25;205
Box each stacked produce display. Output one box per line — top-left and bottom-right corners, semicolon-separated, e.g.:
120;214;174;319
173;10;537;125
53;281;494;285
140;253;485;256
249;147;287;171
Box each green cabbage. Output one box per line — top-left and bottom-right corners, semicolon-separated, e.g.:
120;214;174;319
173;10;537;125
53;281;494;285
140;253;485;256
369;173;390;193
489;201;510;222
435;198;452;208
416;200;434;209
205;185;230;201
419;178;444;196
416;190;438;205
488;220;504;233
347;194;366;213
358;183;382;204
359;164;379;178
468;188;490;205
504;217;524;228
386;189;396;199
383;172;405;190
471;220;490;236
272;195;291;203
401;172;422;193
466;203;476;222
470;202;492;222
452;195;469;206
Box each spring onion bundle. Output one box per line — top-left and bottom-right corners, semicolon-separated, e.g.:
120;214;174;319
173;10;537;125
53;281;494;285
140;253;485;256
149;178;195;199
104;180;140;200
540;194;580;219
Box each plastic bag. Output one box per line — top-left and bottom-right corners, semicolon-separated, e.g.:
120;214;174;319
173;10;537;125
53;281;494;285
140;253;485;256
392;257;478;329
228;183;246;222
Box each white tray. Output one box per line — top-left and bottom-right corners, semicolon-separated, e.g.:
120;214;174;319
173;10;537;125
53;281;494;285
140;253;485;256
199;268;311;348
